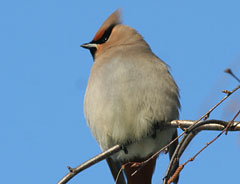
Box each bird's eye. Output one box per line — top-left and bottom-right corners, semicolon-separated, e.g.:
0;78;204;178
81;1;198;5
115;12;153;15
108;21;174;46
96;24;115;44
103;36;108;41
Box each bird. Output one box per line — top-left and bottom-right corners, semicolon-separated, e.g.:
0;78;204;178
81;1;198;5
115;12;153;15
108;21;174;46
81;9;180;184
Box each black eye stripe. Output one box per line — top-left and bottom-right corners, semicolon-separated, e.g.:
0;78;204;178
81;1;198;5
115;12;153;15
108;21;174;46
93;24;116;44
88;24;116;60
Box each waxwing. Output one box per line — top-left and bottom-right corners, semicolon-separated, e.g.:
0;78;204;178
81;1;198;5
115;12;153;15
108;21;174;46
81;9;180;184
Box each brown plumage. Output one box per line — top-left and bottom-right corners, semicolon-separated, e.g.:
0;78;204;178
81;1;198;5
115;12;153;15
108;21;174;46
93;9;121;42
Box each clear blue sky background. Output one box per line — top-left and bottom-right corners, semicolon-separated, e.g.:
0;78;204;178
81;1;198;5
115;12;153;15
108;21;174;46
1;0;240;184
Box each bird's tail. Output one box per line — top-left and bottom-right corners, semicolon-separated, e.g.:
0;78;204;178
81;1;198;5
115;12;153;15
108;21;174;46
123;157;157;184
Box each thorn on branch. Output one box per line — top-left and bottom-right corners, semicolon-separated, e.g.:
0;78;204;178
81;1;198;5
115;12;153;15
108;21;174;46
176;120;186;131
164;147;169;154
224;68;240;83
222;90;232;95
224;68;233;75
67;166;74;172
203;114;209;120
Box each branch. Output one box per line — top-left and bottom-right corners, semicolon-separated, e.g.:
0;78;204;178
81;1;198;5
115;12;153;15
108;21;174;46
161;85;240;183
57;145;122;184
57;120;240;184
165;111;240;184
167;120;240;131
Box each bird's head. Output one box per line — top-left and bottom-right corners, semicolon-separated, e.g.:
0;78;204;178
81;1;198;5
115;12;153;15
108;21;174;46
81;9;148;60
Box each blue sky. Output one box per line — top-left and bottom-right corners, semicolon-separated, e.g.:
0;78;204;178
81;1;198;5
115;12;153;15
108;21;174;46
0;0;240;183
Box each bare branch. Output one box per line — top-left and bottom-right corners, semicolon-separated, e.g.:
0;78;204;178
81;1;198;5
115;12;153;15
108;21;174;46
57;145;122;184
57;120;240;184
225;109;240;135
165;110;240;183
167;120;240;131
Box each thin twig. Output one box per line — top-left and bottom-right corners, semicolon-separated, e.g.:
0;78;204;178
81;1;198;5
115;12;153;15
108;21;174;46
167;110;240;183
163;85;240;183
115;165;125;184
167;165;184;184
225;109;240;135
57;145;122;184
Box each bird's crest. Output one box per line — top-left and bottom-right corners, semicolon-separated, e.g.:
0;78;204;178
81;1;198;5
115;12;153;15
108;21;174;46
93;9;122;42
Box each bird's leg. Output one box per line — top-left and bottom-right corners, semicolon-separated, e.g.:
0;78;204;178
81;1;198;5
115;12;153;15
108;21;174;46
151;124;159;139
121;144;128;154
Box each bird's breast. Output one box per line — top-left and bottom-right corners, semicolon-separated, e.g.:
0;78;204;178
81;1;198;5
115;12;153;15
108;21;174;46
84;56;179;160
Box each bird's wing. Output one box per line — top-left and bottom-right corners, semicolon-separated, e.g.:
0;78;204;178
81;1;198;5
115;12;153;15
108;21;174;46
168;129;179;184
106;157;126;184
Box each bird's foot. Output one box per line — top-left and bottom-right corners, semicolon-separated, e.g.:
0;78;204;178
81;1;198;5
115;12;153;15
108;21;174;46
121;145;128;154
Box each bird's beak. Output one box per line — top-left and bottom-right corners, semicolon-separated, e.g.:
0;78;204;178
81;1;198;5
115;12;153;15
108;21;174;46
80;42;97;49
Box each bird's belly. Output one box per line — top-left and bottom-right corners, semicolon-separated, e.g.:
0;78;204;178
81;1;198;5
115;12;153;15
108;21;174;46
84;85;176;162
113;128;176;162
